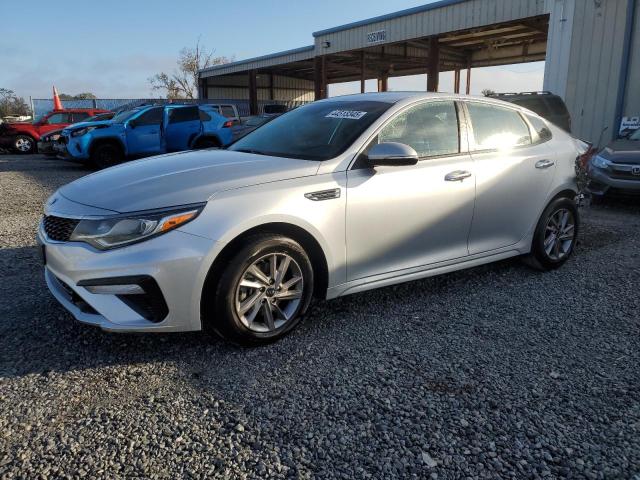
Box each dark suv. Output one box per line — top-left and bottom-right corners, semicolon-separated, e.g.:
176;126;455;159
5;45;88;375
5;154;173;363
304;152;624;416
488;91;571;133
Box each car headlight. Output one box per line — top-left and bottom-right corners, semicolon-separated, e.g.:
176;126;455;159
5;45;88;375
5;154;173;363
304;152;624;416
70;126;97;137
592;155;611;169
69;204;205;250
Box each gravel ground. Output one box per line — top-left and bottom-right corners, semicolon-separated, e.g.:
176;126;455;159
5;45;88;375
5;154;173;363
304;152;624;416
1;153;639;479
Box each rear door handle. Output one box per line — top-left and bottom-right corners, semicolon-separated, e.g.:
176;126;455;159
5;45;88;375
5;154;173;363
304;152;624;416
445;170;472;182
535;159;555;169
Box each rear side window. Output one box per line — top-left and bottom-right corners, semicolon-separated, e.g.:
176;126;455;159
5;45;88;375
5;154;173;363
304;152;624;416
71;112;90;122
168;106;199;124
136;107;163;126
467;103;532;150
378;101;459;157
199;109;212;121
526;114;553;143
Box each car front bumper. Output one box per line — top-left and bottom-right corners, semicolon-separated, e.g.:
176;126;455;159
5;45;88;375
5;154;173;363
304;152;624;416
38;225;220;333
587;164;640;196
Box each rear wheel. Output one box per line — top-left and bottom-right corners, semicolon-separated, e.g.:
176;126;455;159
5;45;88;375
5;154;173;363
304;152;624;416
91;143;122;169
208;235;314;346
527;197;579;270
194;137;220;149
14;135;35;154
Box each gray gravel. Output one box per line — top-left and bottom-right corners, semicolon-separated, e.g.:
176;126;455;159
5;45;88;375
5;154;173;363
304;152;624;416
1;154;639;479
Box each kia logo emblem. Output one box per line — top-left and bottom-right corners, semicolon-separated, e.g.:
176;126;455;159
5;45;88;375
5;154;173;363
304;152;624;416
632;166;640;176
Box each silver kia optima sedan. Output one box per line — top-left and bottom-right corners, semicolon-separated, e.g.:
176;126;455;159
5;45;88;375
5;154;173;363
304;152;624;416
39;93;584;345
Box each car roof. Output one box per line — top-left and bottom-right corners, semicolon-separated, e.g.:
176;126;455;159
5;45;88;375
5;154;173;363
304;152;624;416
316;91;532;110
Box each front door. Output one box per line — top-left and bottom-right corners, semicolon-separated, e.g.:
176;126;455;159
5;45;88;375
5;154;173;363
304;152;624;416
126;107;163;156
41;112;71;135
163;106;202;152
346;100;475;281
463;102;556;254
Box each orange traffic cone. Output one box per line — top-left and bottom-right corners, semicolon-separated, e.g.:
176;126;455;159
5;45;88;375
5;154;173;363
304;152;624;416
53;86;63;111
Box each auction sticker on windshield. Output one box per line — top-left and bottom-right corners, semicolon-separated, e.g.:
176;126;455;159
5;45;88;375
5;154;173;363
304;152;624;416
325;110;367;120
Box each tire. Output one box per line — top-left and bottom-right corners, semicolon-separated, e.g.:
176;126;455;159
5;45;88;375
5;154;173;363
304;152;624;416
194;138;220;149
208;235;314;346
91;143;122;169
13;135;35;154
526;197;579;271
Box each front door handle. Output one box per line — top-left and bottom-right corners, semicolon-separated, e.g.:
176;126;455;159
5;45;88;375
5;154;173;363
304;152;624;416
535;159;555;169
445;170;472;182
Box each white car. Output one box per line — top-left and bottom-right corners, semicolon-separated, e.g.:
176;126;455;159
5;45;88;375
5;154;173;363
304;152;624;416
39;93;585;345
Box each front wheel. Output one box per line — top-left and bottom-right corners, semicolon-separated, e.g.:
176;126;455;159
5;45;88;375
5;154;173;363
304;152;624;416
91;144;122;169
527;197;579;270
209;235;314;346
14;135;35;154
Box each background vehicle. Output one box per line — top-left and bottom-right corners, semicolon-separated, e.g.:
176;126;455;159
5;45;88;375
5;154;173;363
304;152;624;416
59;104;234;168
0;108;109;154
587;128;640;199
39;93;583;346
38;112;115;156
487;91;571;133
231;114;278;140
208;103;241;125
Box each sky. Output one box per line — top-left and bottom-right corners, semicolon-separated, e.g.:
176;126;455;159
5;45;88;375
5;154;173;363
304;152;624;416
0;0;544;101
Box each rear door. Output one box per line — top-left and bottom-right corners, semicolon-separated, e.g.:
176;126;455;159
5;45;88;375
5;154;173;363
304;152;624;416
126;107;163;156
464;101;556;254
162;106;202;152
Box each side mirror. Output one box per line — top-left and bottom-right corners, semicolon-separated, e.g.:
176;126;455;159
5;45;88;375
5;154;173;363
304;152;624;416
367;142;419;167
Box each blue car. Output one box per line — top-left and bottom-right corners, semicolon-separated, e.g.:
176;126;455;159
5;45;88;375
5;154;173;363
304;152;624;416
58;104;234;169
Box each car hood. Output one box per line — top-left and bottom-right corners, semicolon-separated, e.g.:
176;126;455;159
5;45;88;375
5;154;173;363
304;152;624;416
59;149;320;213
600;140;640;164
62;120;112;134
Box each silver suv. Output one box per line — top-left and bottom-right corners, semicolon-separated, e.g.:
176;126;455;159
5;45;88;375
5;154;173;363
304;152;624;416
39;93;585;345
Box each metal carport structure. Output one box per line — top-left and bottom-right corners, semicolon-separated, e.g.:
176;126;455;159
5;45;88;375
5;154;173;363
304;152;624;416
199;0;639;145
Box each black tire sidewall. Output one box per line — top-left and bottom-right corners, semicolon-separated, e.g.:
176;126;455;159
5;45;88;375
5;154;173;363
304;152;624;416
92;144;121;169
213;235;314;346
195;139;219;149
14;135;35;154
532;197;579;270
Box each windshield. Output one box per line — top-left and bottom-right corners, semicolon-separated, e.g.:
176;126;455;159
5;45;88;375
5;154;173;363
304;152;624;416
630;129;640;141
229;100;392;160
111;108;144;124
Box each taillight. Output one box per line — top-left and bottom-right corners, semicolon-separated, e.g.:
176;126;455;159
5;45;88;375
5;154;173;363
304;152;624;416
223;120;233;128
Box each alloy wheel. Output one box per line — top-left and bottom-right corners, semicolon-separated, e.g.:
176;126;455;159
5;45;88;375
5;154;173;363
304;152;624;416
234;253;304;332
543;208;575;261
15;137;32;152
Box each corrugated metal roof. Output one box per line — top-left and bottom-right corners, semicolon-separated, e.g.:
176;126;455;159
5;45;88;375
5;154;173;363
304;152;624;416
312;0;469;37
200;45;315;77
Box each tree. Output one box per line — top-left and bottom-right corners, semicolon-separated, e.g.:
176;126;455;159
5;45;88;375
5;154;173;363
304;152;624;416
0;88;30;117
149;38;232;99
481;89;496;97
59;92;97;100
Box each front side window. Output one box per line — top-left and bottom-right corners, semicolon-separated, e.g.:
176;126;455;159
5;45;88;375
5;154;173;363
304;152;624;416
377;101;459;157
467;103;532;150
45;113;70;124
229;100;391;161
71;112;90;123
135;107;163;126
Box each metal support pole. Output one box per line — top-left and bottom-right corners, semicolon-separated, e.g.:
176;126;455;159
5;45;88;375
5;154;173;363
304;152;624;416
454;69;461;94
269;73;274;101
465;57;472;95
378;73;388;92
360;51;366;93
427;36;440;92
314;56;327;100
248;70;258;115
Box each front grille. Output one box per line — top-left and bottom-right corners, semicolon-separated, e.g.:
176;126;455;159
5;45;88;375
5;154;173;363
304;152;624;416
43;215;80;242
609;171;640;181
